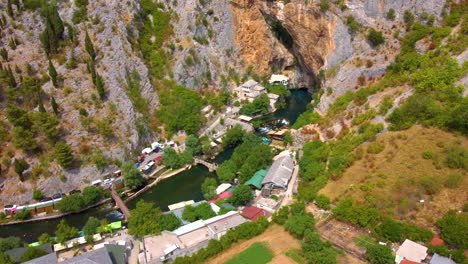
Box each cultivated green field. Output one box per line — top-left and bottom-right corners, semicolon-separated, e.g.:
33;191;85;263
225;242;274;264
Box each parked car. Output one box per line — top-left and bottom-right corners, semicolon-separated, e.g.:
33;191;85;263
103;178;113;185
69;190;81;195
40;197;53;202
52;193;65;199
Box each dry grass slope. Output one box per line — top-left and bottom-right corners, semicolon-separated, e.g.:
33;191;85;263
320;125;467;227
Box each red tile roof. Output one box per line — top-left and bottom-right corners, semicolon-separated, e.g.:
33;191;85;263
208;192;233;203
428;235;444;246
400;259;422;264
241;206;268;221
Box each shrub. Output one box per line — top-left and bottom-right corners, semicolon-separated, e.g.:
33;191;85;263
422;151;433;159
367;142;384;154
419;176;442;195
445;173;463;189
319;0;330;12
368;29;385;47
436;210;468;249
315;194;331;210
346;15;362;34
33;189;44;201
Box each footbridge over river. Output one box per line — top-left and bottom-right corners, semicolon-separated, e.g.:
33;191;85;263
111;188;131;219
194;158;219;172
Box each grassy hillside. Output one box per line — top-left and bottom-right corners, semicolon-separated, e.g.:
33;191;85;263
320;125;467;226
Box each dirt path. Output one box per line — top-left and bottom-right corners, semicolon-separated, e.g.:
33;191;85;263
206;224;300;264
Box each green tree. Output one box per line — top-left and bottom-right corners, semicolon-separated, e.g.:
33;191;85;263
82;186;103;206
32;189;44;201
404;10;415;28
222;125;245;148
436;210;468;249
7;0;14;17
284;213;315;239
314;194;331;210
40;3;64;55
55;219;79;245
128;200;162;238
185;134;201;156
54;142;74;168
201;177;218;200
38;233;54;245
82;217;100;243
162;148;182;169
367;28;385;47
365;244;394;264
368;29;385;47
13;158;28;181
375;219;404;242
56;194;84;212
122;161;145;190
0;236;24;252
386;8;395;20
51;96;59;115
85;31;96;60
95;73;105;100
12;127;38;151
48;59;58;87
0;252;14;264
32;112;59;143
230;185;253;206
160;213;181;231
20;247;47;262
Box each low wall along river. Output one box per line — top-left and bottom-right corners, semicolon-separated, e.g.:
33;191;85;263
0;89;311;243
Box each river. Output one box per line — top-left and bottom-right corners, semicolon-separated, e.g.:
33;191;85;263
0;89;310;242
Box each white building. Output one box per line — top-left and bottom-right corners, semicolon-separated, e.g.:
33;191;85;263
235;80;266;102
269;74;289;86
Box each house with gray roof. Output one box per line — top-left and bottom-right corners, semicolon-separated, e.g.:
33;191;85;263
23;252;58;264
430;254;457;264
5;243;53;263
262;154;294;189
235;80;266;102
59;245;126;264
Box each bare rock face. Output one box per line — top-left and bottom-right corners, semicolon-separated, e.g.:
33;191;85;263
347;0;445;19
230;0;294;76
282;3;332;78
169;0;241;89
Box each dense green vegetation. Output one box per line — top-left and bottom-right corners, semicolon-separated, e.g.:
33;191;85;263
229;185;254;206
56;186;103;212
201;178;218;200
136;0;173;79
182;203;216;222
128;200;181;238
239;94;270;116
436;210;468;249
20;247;47;262
375;218;434;243
216;133;273;183
157;81;205;135
122;161;145;190
273;202;337;263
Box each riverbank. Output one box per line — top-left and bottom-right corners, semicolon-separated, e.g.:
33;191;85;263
0;198;112;226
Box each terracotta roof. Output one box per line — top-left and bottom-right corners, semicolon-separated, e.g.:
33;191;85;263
241;206;268;221
209;192;232;203
400;259;422;264
428;235;444;246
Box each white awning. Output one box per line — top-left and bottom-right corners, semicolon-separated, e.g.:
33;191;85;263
216;183;232;195
238;115;253;122
142;148;152;154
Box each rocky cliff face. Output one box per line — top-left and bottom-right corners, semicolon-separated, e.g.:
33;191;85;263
0;0;158;204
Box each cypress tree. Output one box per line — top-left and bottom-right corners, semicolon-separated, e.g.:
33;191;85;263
38;97;46;112
0;47;8;61
95;74;105;100
85;31;95;60
6;66;16;87
7;0;14;18
40;3;64;55
51;96;59;115
88;59;96;83
48;60;58;87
